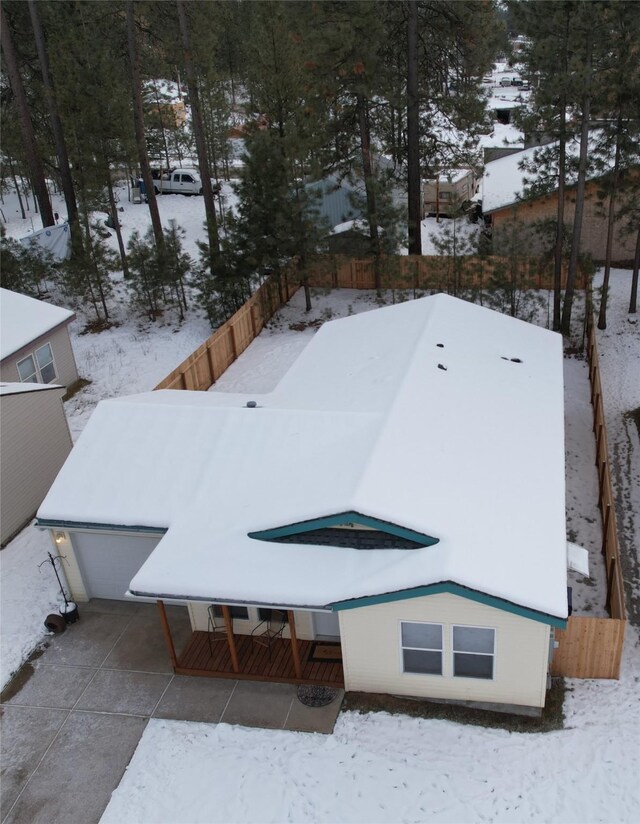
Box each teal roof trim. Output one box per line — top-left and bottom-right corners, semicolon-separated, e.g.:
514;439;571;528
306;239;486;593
249;511;439;547
331;582;567;628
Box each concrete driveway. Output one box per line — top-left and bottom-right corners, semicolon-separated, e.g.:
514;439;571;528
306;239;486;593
1;599;343;824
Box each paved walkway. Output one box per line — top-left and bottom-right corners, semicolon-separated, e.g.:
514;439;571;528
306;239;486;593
0;599;344;824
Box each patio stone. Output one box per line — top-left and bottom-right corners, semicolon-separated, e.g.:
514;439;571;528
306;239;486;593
102;605;191;673
74;669;171;716
42;611;131;668
284;688;345;734
3;664;96;710
153;675;236;723
3;711;147;824
0;705;69;819
220;680;295;729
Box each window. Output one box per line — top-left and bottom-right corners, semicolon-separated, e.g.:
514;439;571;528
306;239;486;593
17;343;57;384
401;622;443;675
453;626;495;679
439;191;452;200
182;174;194;183
35;343;56;383
17;354;38;383
212;605;249;620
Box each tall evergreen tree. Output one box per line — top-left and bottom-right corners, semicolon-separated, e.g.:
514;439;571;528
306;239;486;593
0;2;55;227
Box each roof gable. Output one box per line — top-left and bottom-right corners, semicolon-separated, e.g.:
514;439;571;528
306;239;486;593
0;288;75;360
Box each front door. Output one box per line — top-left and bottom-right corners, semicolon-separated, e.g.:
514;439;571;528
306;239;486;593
313;610;340;640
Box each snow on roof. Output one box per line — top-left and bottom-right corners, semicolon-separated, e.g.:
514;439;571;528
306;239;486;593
0;289;75;360
424;169;471;185
0;381;63;397
481;134;609;213
39;295;567;619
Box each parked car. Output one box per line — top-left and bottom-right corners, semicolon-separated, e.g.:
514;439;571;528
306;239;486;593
499;77;512;87
511;78;524;87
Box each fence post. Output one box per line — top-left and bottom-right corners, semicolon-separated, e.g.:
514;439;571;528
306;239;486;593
602;504;610;557
605;557;616;615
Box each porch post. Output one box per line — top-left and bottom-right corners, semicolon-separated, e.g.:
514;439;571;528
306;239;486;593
287;610;303;679
221;605;240;673
157;599;178;669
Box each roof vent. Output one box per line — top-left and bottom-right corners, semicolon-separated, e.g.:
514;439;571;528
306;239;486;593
437;363;447;371
246;400;257;408
510;357;523;364
436;343;444;348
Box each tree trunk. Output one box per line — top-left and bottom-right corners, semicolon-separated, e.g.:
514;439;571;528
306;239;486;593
126;1;164;247
629;225;639;314
356;93;381;293
561;27;592;336
176;0;220;269
10;159;25;220
105;165;130;280
1;11;55;227
597;118;622;331
28;0;80;249
407;0;421;255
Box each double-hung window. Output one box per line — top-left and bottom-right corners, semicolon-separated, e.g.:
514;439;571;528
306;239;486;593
17;343;57;384
400;622;443;675
452;626;495;679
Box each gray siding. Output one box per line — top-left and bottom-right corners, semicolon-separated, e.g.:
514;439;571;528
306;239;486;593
0;388;72;544
0;323;79;389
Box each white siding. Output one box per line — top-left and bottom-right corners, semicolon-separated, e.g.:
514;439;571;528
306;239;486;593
0;388;72;544
50;530;88;602
187;602;315;640
0;324;79;389
339;592;550;708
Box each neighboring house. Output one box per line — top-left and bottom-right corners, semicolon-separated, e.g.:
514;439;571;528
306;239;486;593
37;295;569;713
0;288;79;390
422;170;477;218
305;174;364;232
0;382;72;545
481;146;637;264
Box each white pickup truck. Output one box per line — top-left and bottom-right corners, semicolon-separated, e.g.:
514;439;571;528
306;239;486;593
138;168;204;196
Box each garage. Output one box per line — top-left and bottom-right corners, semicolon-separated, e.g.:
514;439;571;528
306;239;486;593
70;531;163;601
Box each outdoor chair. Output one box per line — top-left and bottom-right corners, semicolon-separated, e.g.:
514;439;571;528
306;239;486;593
251;609;287;659
207;605;229;657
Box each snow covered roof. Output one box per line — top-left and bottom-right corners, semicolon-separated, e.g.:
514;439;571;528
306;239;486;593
38;295;567;620
0;381;64;397
481;134;610;213
0;288;75;360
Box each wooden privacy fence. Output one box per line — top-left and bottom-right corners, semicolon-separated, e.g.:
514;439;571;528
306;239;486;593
551;617;625;678
154;273;297;391
303;254;584;292
551;304;626;679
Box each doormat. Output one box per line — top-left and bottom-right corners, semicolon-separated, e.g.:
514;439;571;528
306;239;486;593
308;642;342;664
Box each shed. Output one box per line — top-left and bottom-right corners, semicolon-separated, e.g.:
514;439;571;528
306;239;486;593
0;288;79;389
1;382;72;545
38;295;568;712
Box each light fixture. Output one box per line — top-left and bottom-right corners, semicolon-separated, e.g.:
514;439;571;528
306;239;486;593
54;531;65;545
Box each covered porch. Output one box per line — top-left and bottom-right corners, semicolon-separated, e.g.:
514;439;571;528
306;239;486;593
158;601;344;688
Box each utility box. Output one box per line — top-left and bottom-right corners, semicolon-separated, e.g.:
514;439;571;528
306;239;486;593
131;186;142;204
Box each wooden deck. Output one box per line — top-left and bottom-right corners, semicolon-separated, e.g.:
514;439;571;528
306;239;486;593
176;632;344;687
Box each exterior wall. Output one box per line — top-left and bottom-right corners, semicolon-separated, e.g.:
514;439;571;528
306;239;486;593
339;592;551;708
422;172;476;217
489;180;637;264
50;530;88;602
0;323;79;389
187;601;315;641
0;389;72;544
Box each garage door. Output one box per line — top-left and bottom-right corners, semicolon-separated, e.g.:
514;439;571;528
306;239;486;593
71;531;162;600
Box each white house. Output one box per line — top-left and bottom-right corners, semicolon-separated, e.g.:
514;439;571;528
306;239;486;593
0;288;79;389
37;294;568;712
1;382;72;545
